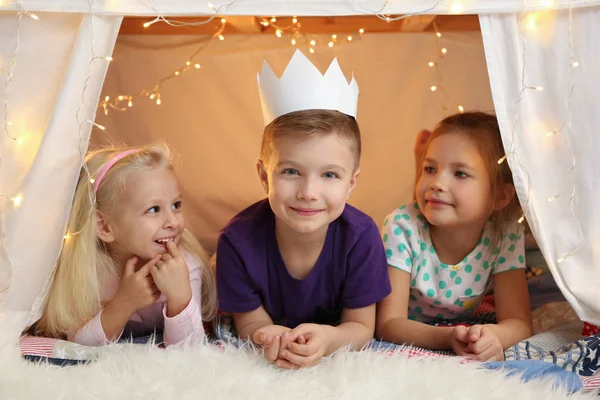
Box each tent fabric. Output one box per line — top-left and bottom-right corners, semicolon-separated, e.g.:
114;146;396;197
0;11;122;329
0;1;599;334
1;0;600;16
480;7;600;325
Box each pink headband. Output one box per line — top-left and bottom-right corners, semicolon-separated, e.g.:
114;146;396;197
93;149;138;193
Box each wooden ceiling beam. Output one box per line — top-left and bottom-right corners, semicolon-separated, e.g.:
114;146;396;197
119;15;480;36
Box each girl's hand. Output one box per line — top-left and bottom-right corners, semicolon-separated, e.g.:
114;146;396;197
450;325;474;357
466;324;504;362
115;256;162;313
150;241;192;317
277;323;330;369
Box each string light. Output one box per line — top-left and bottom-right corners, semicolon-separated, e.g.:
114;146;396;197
328;41;334;48
430;85;438;92
347;35;353;41
427;21;463;112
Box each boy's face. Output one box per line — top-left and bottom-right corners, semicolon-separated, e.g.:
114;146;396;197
258;133;359;237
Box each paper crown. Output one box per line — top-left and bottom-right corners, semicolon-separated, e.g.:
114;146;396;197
257;50;359;126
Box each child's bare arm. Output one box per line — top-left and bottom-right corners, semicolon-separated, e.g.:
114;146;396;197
375;267;454;349
485;269;533;348
233;305;287;342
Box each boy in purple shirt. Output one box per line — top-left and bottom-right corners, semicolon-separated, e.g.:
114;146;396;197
216;50;391;369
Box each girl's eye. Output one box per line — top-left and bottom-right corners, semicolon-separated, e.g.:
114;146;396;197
424;166;436;174
323;172;340;179
172;201;182;210
455;171;469;178
147;206;160;214
282;168;299;176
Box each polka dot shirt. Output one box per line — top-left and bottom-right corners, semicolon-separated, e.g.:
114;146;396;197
382;202;525;322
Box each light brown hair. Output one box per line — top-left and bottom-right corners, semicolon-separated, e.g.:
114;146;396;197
260;109;361;169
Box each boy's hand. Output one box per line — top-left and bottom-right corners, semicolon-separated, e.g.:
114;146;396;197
466;325;504;362
276;323;331;368
252;325;291;362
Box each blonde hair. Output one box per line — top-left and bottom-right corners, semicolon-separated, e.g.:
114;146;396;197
260;109;361;170
425;112;521;246
34;143;217;339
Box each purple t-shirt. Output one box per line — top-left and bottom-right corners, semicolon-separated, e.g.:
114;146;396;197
216;199;391;328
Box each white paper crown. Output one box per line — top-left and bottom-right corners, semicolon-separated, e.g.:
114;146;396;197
257;49;359;126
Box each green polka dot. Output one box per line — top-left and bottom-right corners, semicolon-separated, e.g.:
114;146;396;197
394;214;402;221
508;244;515;252
465;264;472;273
434;300;442;305
483;237;491;246
509;233;518;241
422;259;427;267
509;266;518;271
429;245;436;254
415;306;423;314
454;299;460;305
417;214;425;221
398;243;406;252
423;273;430;282
411;279;416;286
383;234;388;243
383;219;389;226
420;242;427;251
402;214;410;220
498;256;506;264
445;290;453;298
492;247;501;255
440;263;448;269
475;252;482;260
465;288;473;296
406;229;413;238
483;261;490;270
410;295;417;301
417;291;423;297
394;227;402;235
386;249;392;258
462;256;469;263
450;271;457;278
435;314;444;319
405;258;412;267
434;266;439;275
399;205;407;210
416;265;421;273
477;238;483;245
518;255;525;263
414;203;419;210
412;251;418;259
427;289;435;297
475;274;481;282
455;277;462;285
408;315;416;321
439;281;447;289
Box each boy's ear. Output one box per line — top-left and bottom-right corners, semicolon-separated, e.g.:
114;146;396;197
493;183;515;211
345;168;360;200
256;160;269;194
96;211;115;243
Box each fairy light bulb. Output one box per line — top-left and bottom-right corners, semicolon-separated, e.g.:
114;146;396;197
347;36;353;41
276;30;282;38
328;42;334;48
218;34;224;41
292;17;298;24
458;105;464;113
436;32;442;38
359;28;365;34
430;85;438;92
11;195;23;207
221;18;226;23
428;61;435;67
194;64;201;69
441;48;448;54
310;40;316;46
309;48;315;54
497;155;507;164
291;39;297;45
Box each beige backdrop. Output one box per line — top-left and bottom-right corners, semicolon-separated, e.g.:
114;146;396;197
94;31;494;252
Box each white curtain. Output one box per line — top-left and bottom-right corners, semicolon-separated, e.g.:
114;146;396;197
2;1;600;15
480;6;600;325
0;12;122;329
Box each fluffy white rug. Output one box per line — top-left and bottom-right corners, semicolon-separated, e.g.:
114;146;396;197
0;328;595;400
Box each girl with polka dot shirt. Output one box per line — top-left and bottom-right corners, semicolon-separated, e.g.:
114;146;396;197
376;112;533;361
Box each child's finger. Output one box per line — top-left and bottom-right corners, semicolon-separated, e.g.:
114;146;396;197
138;255;162;275
252;330;266;345
124;257;138;277
281;349;319;367
475;345;503;362
297;334;306;344
287;342;316;357
453;325;469;343
166;240;182;259
468;324;484;342
264;336;280;362
275;358;297;370
161;253;173;262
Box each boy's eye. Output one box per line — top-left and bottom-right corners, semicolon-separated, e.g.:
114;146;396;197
173;201;182;210
424;166;436;174
323;172;340;179
147;206;160;213
282;168;299;176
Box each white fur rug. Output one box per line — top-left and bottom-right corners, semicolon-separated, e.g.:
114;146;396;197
0;330;596;400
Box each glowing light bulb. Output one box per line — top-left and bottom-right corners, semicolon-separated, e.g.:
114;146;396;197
430;85;438;92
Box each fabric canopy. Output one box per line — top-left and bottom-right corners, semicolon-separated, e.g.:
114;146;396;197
1;0;600;15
